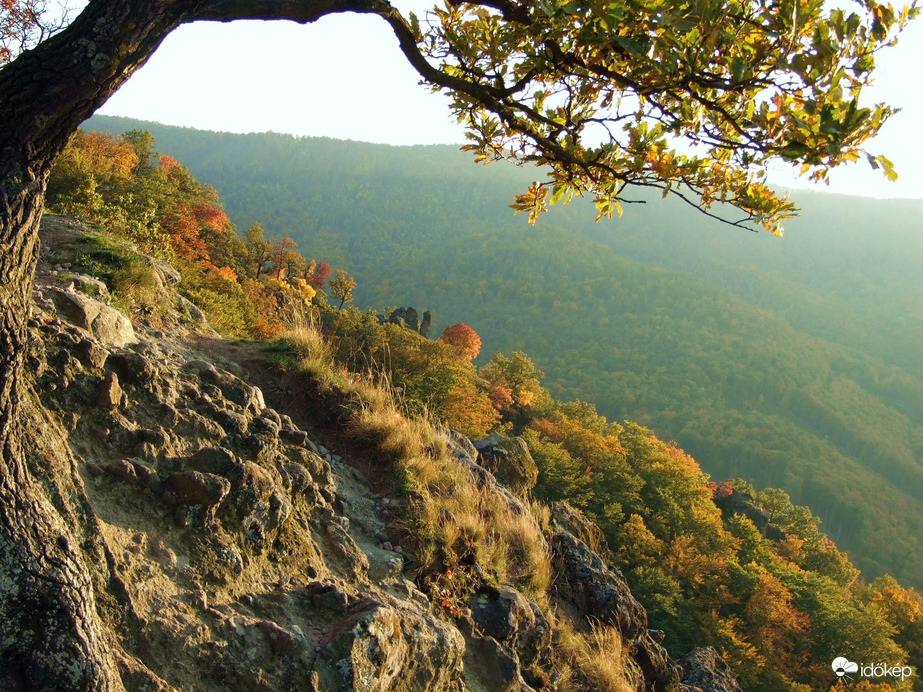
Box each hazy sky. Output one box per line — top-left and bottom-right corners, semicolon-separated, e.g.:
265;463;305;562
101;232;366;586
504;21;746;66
97;4;923;199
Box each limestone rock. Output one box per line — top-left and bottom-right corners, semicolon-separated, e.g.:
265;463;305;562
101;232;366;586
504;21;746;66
679;647;743;692
168;471;231;508
551;529;647;639
472;434;538;495
46;286;136;348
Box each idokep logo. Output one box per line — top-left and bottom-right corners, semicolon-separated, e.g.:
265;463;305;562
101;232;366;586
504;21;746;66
832;657;858;681
832;657;914;684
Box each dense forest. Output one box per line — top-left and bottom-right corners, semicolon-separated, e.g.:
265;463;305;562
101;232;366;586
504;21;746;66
83;116;923;593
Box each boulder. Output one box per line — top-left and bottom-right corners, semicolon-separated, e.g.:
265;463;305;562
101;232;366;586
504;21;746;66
462;633;532;692
97;372;124;408
185;446;238;476
472;435;539;495
107;351;157;384
66;273;110;301
149;256;180;287
74;339;109;370
168;471;231;508
46;286;136;348
445;428;478;464
468;584;550;667
316;598;465;692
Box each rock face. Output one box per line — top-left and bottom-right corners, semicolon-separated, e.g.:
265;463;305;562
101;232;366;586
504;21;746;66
419;310;432;338
679;647;744;692
388;306;420;332
551;529;649;640
472;434;539;496
6;216;742;692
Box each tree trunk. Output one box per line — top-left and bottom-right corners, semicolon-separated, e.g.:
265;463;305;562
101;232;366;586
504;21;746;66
0;148;122;688
0;0;382;686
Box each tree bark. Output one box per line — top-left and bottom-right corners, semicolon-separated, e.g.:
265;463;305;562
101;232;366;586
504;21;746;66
0;0;397;687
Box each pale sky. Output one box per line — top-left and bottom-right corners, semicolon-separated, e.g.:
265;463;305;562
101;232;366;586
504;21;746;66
97;5;923;199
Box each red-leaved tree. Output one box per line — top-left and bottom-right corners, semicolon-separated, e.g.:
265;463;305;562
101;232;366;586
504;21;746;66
307;260;332;289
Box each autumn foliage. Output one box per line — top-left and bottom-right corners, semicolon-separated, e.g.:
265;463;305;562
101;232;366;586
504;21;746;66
439;323;481;361
47;129;344;339
306;260;332;289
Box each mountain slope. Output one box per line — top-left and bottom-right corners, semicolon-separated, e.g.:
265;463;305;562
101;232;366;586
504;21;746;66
84;115;923;588
18;213;741;691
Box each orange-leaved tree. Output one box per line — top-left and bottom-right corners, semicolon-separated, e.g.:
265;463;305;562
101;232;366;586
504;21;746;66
439;323;482;361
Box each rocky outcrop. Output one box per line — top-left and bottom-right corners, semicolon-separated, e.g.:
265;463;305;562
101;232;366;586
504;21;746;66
679;647;743;692
388;307;420;332
44;284;136;347
713;490;786;541
26;290;466;689
468;584;550;669
547;503;683;691
472;434;539;496
386;306;434;338
549;500;612;560
11;216;741;692
551;528;649;639
419;310;432;338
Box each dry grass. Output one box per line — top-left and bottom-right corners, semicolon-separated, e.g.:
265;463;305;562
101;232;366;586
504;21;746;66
275;321;333;381
277;322;555;601
271;323;641;689
546;613;634;692
582;621;634;692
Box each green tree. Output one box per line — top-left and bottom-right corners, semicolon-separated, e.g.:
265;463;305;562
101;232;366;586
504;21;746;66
122;128;157;176
330;269;357;311
0;0;916;685
756;487;794;523
244;222;273;279
481;351;546;411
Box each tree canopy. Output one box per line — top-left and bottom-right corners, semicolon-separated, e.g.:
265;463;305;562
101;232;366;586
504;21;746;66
405;0;917;232
1;0;917;234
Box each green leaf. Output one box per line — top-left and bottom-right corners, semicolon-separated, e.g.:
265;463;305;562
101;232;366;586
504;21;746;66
877;155;898;182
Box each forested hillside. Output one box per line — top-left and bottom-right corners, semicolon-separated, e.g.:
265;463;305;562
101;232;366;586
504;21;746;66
46;126;923;689
85;115;923;589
